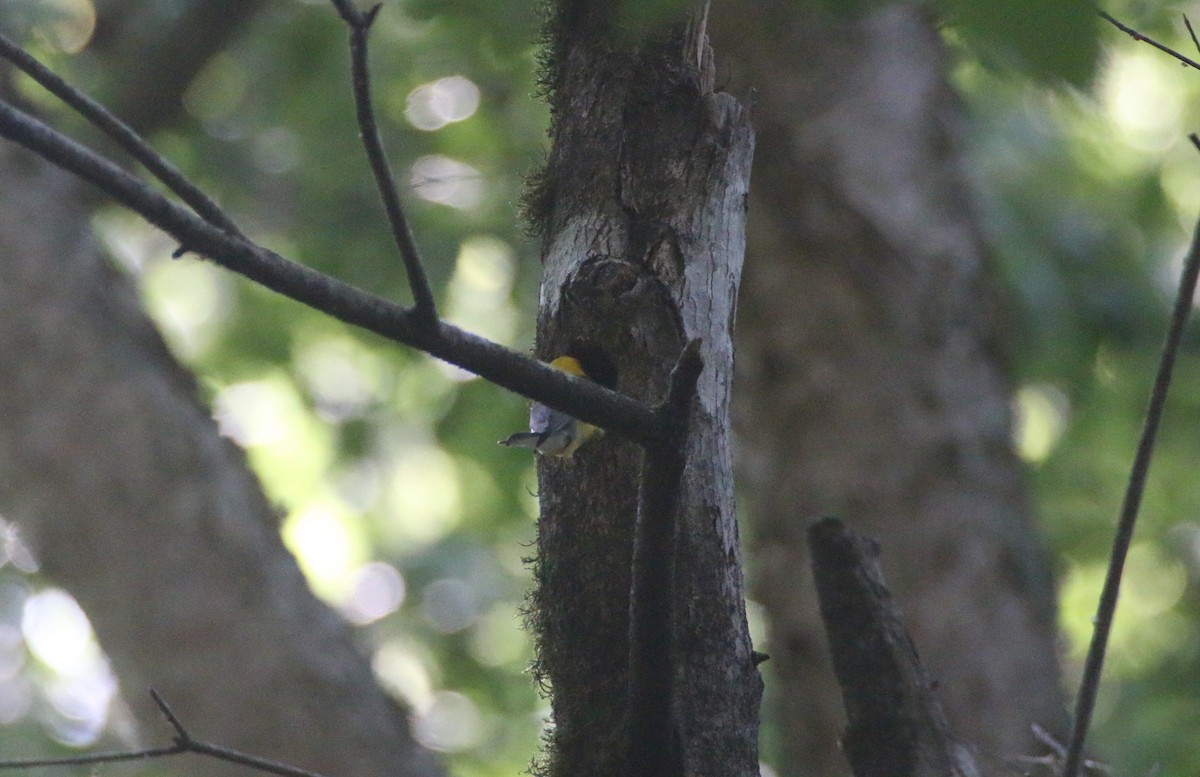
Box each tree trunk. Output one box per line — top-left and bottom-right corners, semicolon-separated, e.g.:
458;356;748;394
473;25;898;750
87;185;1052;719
711;4;1067;775
0;107;440;777
523;3;761;775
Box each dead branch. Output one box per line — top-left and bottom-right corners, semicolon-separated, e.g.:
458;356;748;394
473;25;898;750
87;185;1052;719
808;517;977;777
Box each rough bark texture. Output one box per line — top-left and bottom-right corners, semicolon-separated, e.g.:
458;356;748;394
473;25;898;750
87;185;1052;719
0;147;440;777
810;518;978;777
709;3;1067;775
525;4;760;776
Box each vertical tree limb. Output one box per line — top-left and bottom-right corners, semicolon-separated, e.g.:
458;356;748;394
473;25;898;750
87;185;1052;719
625;340;703;777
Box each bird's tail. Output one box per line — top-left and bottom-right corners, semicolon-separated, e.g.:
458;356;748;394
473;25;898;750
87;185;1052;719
498;432;543;449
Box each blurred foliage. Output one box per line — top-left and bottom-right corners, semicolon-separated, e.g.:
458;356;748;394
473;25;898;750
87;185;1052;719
5;0;1200;775
957;2;1200;773
940;0;1100;86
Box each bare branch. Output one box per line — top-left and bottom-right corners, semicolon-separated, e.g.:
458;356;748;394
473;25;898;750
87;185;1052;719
1061;193;1200;777
0;691;333;777
0;62;661;448
1098;11;1200;70
328;0;438;322
0;745;184;769
1184;15;1200;56
0;31;243;238
149;688;189;740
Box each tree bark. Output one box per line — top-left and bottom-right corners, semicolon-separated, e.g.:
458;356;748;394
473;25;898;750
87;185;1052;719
0;56;440;777
810;518;978;777
524;3;760;776
710;4;1067;775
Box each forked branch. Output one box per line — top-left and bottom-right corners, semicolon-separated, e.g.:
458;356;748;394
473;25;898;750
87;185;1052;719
0;691;332;777
0;4;664;448
0;3;719;776
329;0;438;321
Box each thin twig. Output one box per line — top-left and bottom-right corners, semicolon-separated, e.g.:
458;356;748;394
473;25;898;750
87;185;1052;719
1061;147;1200;777
150;688;188;739
0;691;335;777
181;741;333;777
0;745;184;769
149;690;333;777
1031;723;1067;758
1184;14;1200;56
660;338;704;427
1098;10;1200;70
328;0;438;322
0;32;243;238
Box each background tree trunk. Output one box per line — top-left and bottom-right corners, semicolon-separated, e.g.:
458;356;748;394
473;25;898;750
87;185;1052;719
0;142;440;777
525;3;760;775
711;4;1068;774
0;6;440;775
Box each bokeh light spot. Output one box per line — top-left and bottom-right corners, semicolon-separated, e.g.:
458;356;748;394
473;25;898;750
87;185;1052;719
294;334;384;421
282;503;367;600
142;259;233;361
29;0;96;53
1101;50;1186;154
44;670;117;746
385;445;462;547
405;75;481;131
0;673;33;725
411;155;484;210
468;603;529;668
183;53;248;121
19;589;116;746
341;562;406;625
413;691;485;752
445;236;518;350
22;590;94;674
0;517;38;573
373;640;433;712
1061;543;1188;675
214;379;291;446
1012;383;1070;463
421;578;479;635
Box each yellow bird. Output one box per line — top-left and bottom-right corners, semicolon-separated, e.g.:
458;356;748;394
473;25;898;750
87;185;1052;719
498;355;602;458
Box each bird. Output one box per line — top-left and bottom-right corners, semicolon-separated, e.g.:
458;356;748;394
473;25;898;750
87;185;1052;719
498;351;613;458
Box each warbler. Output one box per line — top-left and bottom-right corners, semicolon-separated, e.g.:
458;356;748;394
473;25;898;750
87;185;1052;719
498;355;603;458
